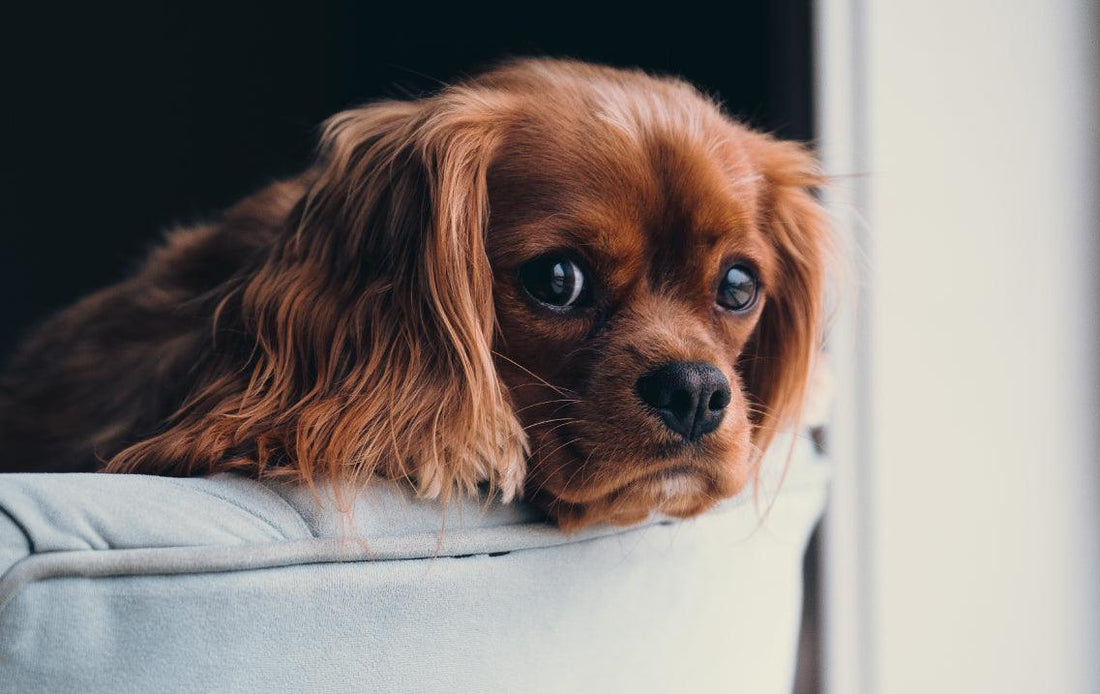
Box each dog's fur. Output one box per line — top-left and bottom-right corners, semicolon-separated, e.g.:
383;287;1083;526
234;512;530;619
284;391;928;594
0;59;827;530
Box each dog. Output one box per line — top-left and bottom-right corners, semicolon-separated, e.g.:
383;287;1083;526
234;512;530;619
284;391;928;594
0;59;828;530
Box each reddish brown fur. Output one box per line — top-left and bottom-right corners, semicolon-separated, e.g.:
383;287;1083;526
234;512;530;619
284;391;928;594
0;59;828;530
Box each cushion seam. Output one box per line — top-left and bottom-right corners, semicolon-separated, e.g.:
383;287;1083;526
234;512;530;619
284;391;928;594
0;479;830;616
0;519;670;617
0;504;34;555
155;477;312;540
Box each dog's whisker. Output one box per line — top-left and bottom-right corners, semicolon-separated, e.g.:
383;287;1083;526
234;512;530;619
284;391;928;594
530;422;582;457
491;352;580;398
557;446;602;496
513;398;581;414
522;417;577;433
525;431;597;501
536;437;584;470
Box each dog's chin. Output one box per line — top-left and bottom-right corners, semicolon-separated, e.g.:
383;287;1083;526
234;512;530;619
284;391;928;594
535;462;744;532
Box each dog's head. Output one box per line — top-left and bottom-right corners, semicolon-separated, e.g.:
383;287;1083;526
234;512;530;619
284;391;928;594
477;61;827;528
113;59;827;530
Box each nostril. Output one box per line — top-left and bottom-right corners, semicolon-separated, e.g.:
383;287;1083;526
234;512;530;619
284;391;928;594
707;388;730;411
637;372;669;410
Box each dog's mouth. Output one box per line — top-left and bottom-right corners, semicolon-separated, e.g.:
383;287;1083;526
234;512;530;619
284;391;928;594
516;403;756;530
527;452;727;530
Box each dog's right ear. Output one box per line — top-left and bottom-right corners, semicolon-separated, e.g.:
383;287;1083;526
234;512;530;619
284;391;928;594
281;96;530;499
108;94;529;501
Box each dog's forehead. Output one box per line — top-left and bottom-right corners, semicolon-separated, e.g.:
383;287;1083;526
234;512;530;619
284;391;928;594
488;109;767;284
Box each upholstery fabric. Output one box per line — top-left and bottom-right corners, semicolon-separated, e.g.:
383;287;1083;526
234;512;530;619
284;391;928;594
0;434;828;693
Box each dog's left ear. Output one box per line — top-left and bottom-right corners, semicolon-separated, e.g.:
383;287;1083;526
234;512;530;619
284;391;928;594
740;136;830;456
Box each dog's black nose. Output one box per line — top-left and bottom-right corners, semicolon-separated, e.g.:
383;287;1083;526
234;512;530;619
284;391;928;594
635;362;731;442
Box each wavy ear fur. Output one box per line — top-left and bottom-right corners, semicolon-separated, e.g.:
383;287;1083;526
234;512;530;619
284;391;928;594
108;93;528;501
740;137;829;457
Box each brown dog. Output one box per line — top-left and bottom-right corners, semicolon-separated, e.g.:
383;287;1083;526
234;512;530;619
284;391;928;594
0;59;828;530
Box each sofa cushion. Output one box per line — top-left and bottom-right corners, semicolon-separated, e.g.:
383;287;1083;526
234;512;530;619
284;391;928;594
0;433;828;693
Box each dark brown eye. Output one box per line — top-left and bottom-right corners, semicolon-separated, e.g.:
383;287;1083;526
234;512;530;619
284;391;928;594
518;255;589;309
717;264;759;312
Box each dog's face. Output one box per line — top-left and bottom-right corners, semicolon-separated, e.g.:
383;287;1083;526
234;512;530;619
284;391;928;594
106;59;826;531
479;65;825;528
486;106;763;527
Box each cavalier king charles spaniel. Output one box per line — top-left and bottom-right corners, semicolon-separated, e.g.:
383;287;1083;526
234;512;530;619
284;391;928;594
0;59;828;530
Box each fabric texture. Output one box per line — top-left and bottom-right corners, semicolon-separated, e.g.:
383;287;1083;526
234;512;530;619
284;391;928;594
0;434;828;693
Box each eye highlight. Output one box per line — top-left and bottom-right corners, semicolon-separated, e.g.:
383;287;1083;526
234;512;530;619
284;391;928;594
717;263;759;312
518;255;590;310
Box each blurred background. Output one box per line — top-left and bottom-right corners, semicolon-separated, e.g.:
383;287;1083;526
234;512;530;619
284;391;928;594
1;2;1096;693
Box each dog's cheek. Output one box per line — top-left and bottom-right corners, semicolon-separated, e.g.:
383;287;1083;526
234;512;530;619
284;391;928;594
711;385;757;498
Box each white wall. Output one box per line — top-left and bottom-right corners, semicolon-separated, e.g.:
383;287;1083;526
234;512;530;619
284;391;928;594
818;1;1099;692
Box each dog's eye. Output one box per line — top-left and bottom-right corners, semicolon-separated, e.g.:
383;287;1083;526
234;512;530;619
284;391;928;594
717;264;759;312
519;256;588;309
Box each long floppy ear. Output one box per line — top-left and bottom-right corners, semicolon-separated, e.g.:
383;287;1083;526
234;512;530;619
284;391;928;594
740;137;829;457
108;94;528;501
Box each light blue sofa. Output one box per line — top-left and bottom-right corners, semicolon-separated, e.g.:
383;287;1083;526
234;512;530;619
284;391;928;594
0;435;827;693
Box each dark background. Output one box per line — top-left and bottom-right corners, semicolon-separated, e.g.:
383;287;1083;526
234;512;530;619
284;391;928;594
1;2;814;359
1;3;819;688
